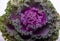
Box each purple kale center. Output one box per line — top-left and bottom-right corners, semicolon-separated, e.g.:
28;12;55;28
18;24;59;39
20;7;46;33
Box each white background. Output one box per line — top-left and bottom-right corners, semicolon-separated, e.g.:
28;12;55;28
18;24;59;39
0;0;60;41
